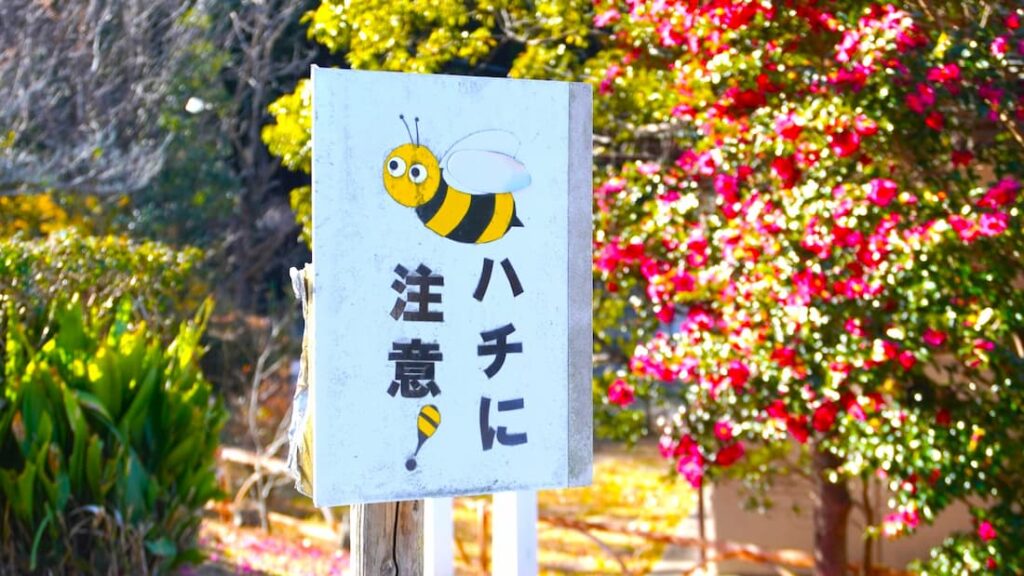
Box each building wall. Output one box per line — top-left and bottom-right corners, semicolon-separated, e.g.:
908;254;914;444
710;476;971;575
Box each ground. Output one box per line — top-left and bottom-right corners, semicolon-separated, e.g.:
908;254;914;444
194;442;693;575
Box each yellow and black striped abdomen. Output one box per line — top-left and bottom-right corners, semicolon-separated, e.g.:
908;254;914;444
415;174;523;244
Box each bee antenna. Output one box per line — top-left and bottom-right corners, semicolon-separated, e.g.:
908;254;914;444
399;114;414;143
414;117;420;147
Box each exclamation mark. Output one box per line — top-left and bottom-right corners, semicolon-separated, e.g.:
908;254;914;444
406;404;441;471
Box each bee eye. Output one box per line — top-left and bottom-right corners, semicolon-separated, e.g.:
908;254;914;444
409;163;428;184
387;157;406;177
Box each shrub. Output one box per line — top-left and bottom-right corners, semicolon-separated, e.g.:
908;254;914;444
0;298;226;573
0;229;204;341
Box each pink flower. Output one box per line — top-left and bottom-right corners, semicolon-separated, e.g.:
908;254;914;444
923;328;947;347
598;64;621;95
658;435;678;459
949;214;980;243
677;452;705;488
597;177;626;196
715;442;745;467
714;420;734;441
905;83;935;114
774;113;803;141
608;378;635;407
847;401;867;422
868;178;899;206
687;236;709;268
991;36;1009;57
845;318;866;338
975;339;995;352
854;114;878;136
978;520;997;542
978;212;1009;237
714;173;739;200
593;9;620;27
927;63;960;85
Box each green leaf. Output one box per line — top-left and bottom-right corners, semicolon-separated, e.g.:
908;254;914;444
29;508;53;571
144;537;177;558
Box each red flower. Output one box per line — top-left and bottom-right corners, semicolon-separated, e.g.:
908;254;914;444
608;378;635;407
772;346;798;367
715;442;745;467
771;155;801;189
812;401;839;432
925;111;945;131
655;305;675;324
979;177;1020;208
828;129;861;157
898;350;917;370
727;360;751;389
935;408;951;427
787;415;810;444
951;149;973;167
766;400;788;420
922;328;947;347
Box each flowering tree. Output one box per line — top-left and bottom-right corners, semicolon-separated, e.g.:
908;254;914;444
593;2;1024;573
265;1;1024;573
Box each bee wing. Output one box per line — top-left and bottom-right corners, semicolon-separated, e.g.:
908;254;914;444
442;130;531;194
444;150;532;194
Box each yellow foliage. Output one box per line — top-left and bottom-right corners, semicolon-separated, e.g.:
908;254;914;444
0;193;75;237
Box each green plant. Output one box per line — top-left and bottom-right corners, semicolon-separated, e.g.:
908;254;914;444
0;229;204;342
0;298;226;574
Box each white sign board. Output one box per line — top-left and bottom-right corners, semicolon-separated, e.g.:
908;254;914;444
310;67;591;506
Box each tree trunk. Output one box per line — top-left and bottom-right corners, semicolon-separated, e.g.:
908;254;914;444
813;444;852;576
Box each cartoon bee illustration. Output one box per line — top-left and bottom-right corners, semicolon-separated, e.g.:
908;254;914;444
383;115;531;244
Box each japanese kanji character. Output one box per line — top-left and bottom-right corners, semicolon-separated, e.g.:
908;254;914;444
472;258;524;301
479;397;528;450
388;339;442;398
477;323;522;378
391;263;444;322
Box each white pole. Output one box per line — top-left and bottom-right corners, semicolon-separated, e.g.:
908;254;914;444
424;498;454;576
491;491;538;576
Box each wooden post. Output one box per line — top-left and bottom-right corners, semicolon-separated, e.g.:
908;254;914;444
352;500;424;576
